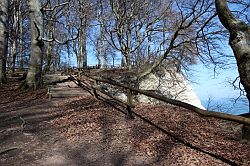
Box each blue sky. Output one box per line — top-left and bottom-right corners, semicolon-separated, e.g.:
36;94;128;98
190;63;240;100
189;54;249;114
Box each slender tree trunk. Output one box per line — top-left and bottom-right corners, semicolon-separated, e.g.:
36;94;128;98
112;55;115;67
45;24;53;72
97;0;106;67
215;0;250;140
54;48;60;72
82;29;87;68
125;53;131;70
67;28;71;68
77;19;87;69
9;39;17;73
96;39;101;66
82;18;87;68
46;40;53;72
24;0;44;89
101;25;107;68
77;28;83;69
11;2;20;73
67;41;71;67
18;2;23;70
0;0;9;85
103;47;107;68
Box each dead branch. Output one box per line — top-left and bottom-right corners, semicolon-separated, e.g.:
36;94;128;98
42;28;80;45
34;21;79;45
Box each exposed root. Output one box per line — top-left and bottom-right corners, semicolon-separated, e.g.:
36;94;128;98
0;117;26;133
20;117;26;128
0;147;20;155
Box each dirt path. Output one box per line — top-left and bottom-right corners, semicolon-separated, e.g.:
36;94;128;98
0;80;250;166
0;82;131;166
1;97;69;165
0;96;146;166
0;80;93;166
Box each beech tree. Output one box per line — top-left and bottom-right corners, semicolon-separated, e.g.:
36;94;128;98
0;0;9;86
8;0;22;73
215;0;250;111
77;0;88;69
215;0;250;140
104;0;168;69
23;0;44;89
136;0;222;79
95;0;108;67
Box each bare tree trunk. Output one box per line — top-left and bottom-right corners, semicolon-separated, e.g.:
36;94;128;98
215;0;250;111
0;0;9;85
10;2;20;73
24;0;44;89
96;39;101;66
67;28;71;68
44;22;53;72
9;39;17;73
67;41;71;67
82;26;87;68
77;20;87;69
46;39;53;72
215;0;250;140
18;1;23;70
82;16;87;68
77;0;88;69
77;28;83;69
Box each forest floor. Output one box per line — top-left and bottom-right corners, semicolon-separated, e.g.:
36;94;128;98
0;78;250;166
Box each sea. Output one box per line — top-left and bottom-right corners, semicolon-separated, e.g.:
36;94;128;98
201;98;249;115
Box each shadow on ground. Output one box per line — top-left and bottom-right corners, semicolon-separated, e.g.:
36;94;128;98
0;81;249;166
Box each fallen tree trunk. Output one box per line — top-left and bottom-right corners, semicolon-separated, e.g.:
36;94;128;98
85;75;250;126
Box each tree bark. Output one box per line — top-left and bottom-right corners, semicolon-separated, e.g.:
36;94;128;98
82;27;87;68
0;0;8;85
215;0;250;140
25;0;44;89
77;0;88;69
9;1;20;73
44;21;53;73
77;23;87;69
18;1;23;70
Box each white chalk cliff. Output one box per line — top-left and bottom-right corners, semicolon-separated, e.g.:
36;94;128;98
136;67;205;109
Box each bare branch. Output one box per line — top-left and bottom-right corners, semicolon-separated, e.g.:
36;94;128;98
42;28;80;45
41;2;69;12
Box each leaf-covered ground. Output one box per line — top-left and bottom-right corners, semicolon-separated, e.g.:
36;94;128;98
0;79;249;165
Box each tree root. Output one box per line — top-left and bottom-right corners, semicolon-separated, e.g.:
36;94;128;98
20;117;26;128
0;117;26;133
0;147;20;155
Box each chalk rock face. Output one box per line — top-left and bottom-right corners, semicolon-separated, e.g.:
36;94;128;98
137;68;205;109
